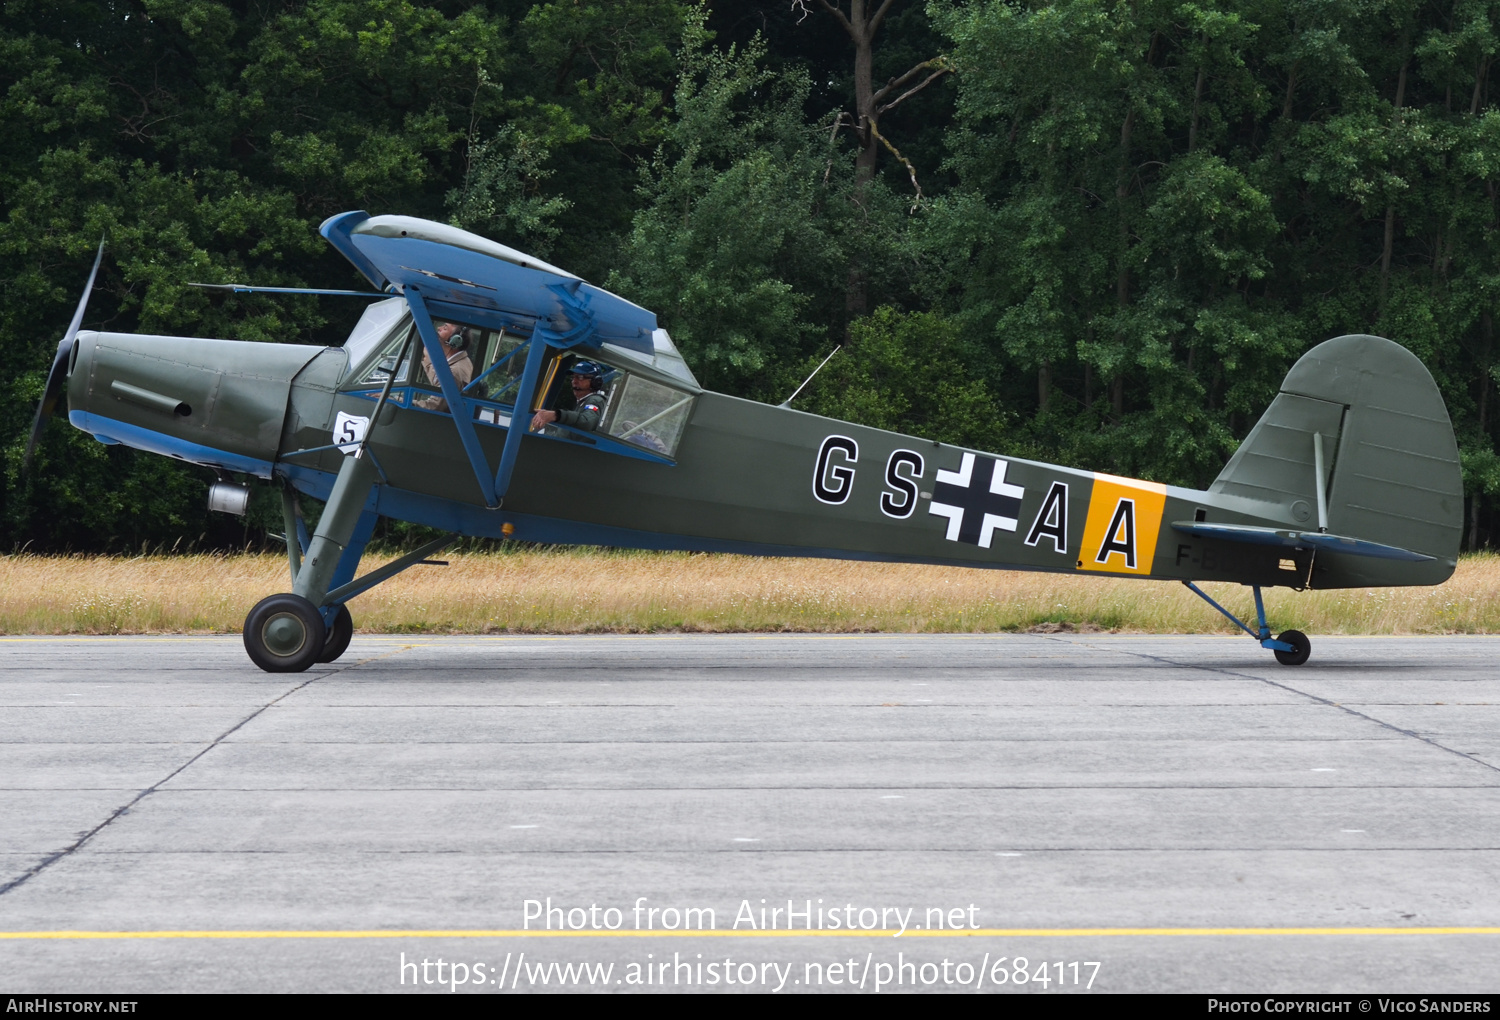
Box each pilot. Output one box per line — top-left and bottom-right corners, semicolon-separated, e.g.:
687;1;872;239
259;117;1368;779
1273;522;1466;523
417;322;473;411
531;361;608;432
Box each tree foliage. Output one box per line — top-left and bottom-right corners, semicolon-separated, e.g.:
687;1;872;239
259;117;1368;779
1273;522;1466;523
4;0;1500;551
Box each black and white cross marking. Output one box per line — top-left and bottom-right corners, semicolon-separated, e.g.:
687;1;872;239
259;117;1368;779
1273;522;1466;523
927;452;1025;548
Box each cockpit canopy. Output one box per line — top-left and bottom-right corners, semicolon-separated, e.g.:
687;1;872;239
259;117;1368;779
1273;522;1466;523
340;300;696;460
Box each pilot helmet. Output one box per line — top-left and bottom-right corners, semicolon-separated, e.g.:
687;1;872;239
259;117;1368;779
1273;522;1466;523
569;360;603;383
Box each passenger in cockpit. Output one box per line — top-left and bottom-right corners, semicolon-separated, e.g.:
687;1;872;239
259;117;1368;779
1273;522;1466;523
416;322;473;412
531;361;608;432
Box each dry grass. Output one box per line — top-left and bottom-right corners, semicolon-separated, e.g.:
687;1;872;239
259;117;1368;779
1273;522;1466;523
3;548;1500;636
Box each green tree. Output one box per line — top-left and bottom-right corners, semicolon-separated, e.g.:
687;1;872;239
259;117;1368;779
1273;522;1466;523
798;306;1010;450
0;0;689;550
608;15;850;396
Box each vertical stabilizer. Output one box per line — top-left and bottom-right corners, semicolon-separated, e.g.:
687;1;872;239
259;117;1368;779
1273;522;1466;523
1209;334;1461;584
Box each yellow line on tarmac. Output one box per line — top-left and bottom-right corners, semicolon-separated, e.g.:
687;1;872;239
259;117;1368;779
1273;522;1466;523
3;927;1499;941
0;636;218;642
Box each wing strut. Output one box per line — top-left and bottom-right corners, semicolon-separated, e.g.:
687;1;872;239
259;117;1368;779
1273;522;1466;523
492;333;551;503
188;283;388;298
406;277;606;507
405;286;499;507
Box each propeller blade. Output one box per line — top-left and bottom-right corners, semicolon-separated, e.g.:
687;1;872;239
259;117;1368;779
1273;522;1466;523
23;239;105;472
62;240;106;348
23;341;72;470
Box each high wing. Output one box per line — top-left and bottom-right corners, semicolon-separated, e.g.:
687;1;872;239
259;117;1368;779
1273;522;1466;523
322;212;668;361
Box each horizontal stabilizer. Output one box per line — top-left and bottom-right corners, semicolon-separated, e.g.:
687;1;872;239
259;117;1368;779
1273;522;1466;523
1170;522;1435;562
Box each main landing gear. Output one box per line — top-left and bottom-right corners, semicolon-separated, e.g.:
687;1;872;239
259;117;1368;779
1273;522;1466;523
319;604;354;663
243;596;354;672
245;455;453;673
244;593;325;672
1181;581;1311;666
244;451;380;672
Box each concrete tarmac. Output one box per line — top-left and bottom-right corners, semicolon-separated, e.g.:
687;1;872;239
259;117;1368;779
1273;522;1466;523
1;633;1498;994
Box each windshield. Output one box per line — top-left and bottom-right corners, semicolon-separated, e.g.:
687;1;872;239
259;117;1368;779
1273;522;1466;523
355;326;415;386
342;298;408;373
601;328;698;388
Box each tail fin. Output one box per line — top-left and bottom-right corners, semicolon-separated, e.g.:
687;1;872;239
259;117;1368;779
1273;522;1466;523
1210;334;1461;581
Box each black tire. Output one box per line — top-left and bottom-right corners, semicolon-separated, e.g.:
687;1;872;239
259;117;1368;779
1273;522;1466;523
1273;629;1311;666
317;604;353;663
244;594;325;673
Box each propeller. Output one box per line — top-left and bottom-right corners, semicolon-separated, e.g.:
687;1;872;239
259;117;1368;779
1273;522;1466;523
23;239;105;472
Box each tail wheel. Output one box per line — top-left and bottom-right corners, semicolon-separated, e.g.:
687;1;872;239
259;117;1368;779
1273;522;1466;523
317;604;354;663
1273;629;1311;666
244;594;325;673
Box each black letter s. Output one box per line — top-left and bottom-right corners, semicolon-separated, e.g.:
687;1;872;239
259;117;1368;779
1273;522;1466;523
880;450;924;519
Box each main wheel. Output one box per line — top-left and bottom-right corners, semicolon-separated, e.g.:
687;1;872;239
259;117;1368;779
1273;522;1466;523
317;604;353;663
244;593;325;673
1273;629;1311;666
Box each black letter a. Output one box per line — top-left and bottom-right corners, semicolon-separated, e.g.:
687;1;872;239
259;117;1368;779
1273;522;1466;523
1024;481;1069;554
1095;498;1136;568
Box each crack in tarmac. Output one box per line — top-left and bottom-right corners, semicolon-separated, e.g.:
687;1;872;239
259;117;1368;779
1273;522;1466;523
1061;636;1500;777
0;647;416;899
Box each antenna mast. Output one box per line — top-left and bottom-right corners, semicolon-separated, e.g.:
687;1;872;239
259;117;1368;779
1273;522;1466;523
779;345;841;408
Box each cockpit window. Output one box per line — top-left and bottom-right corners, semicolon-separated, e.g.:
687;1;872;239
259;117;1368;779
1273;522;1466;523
356;327;414;386
356;320;524;398
529;354;693;458
341;298;409;376
343;313;694;454
599;371;693;457
466;328;527;402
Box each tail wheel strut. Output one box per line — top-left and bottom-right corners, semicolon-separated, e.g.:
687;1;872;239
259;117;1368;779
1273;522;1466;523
1181;581;1312;666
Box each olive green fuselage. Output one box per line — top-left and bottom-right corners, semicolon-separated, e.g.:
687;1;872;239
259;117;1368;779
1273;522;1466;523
68;329;1461;591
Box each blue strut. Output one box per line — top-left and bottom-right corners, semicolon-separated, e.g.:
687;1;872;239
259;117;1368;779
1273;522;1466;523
1180;581;1295;653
